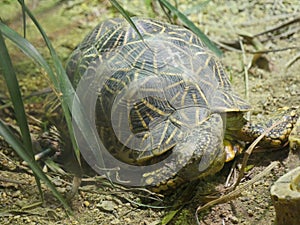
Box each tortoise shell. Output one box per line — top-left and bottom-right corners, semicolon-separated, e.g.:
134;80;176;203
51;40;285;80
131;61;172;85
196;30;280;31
66;17;251;190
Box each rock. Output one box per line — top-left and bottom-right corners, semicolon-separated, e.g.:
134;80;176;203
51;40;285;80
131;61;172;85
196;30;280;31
270;166;300;225
96;200;116;212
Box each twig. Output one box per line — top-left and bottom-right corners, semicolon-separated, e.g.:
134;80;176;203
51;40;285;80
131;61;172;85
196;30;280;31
285;52;300;69
213;39;243;53
254;16;300;37
224;160;237;187
0;176;29;185
248;46;299;54
195;161;279;225
277;26;300;40
232;118;286;190
241;13;299;26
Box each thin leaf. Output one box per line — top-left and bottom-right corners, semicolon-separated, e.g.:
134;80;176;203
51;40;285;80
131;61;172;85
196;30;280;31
4;0;78;165
0;28;72;212
0;31;33;154
16;0;107;179
0;27;43;200
0;22;55;85
0;120;72;214
0;7;72;213
20;0;26;38
109;0;145;42
161;209;181;225
17;0;79;163
158;0;222;57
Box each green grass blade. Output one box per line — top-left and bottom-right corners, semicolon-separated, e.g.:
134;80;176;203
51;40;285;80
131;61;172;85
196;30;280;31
158;0;222;57
161;209;181;225
1;0;78;165
0;8;73;213
16;0;80;164
0;22;56;87
0;28;44;199
20;0;26;38
109;0;145;42
0;30;33;158
17;1;106;174
0;120;72;214
0;30;72;213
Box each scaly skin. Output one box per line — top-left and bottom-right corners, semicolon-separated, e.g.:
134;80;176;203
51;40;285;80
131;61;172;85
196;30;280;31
224;107;299;161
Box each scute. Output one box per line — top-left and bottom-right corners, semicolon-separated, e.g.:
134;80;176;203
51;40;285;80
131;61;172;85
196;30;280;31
66;17;251;189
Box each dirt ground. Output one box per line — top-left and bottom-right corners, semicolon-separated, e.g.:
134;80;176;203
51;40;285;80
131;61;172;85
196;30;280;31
0;0;300;224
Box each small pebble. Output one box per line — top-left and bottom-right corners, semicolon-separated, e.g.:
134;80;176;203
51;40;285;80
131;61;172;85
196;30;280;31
123;218;131;223
247;209;254;217
12;190;21;198
97;200;115;212
83;201;90;207
110;218;120;224
230;215;239;224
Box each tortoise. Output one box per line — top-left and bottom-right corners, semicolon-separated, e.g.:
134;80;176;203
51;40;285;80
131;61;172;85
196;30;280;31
65;17;298;191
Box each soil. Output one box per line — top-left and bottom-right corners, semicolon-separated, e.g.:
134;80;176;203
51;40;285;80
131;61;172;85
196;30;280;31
0;0;300;224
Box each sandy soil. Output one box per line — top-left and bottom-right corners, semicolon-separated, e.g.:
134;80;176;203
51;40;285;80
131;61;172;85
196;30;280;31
0;0;300;224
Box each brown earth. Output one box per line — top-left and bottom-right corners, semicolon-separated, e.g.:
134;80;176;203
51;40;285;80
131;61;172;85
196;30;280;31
0;0;300;224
